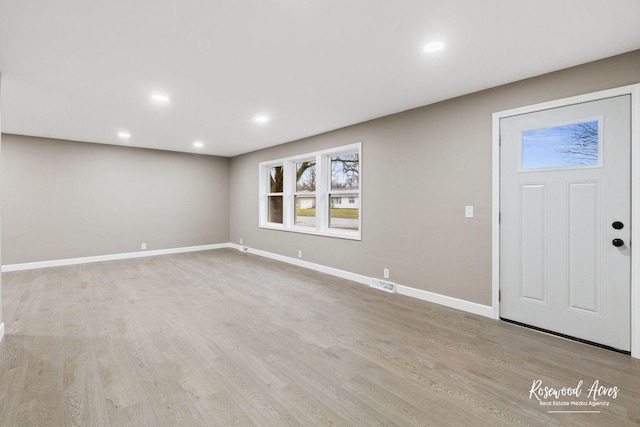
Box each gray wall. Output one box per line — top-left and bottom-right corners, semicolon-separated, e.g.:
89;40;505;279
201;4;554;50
1;135;230;265
230;50;640;306
0;75;3;327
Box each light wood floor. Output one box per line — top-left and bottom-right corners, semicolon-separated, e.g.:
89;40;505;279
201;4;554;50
1;249;639;426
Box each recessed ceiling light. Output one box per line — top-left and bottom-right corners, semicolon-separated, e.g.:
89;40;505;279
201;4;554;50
255;115;270;124
151;93;170;104
424;41;445;53
117;131;131;140
193;141;204;148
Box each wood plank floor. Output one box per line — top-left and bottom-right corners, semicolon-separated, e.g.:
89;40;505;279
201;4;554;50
1;248;639;426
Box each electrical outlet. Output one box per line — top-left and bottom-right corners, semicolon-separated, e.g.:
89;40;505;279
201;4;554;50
298;250;303;258
141;243;147;250
383;268;390;279
240;238;243;244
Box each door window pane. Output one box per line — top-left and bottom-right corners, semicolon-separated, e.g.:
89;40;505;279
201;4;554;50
295;196;316;227
331;154;359;190
522;120;599;170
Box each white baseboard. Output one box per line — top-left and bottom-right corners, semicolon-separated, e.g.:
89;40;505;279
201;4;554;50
231;243;494;319
228;243;371;286
395;285;494;318
0;323;4;344
1;243;230;272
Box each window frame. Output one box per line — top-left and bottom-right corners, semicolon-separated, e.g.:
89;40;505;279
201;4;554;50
293;158;317;229
259;142;362;240
265;164;285;227
518;116;604;172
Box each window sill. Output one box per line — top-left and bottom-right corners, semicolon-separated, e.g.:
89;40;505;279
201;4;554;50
259;224;361;241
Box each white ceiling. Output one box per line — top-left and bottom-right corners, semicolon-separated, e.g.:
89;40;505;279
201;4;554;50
1;1;639;157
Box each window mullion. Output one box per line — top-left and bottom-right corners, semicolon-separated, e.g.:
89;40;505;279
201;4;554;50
283;161;295;228
316;154;328;233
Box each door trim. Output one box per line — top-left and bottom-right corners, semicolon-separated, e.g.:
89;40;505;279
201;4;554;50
492;84;640;359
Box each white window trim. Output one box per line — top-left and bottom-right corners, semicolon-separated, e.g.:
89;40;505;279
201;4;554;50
293;157;317;227
263;163;284;227
259;142;362;240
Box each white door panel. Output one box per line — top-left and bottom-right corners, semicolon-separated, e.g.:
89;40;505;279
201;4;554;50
500;95;631;351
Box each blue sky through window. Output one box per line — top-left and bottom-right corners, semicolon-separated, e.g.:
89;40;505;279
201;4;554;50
522;120;599;169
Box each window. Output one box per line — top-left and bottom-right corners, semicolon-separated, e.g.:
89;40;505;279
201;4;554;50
267;165;284;224
259;143;361;239
295;160;316;228
521;119;602;170
329;153;359;231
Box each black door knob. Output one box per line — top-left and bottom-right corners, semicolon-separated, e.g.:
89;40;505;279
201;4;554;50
612;221;624;230
612;238;625;247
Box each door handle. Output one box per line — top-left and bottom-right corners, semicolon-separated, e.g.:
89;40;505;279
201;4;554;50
612;238;625;247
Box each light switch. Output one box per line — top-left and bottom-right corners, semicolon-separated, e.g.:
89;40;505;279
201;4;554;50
465;206;474;218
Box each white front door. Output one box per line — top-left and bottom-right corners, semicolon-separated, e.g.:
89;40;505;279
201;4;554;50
500;95;631;351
